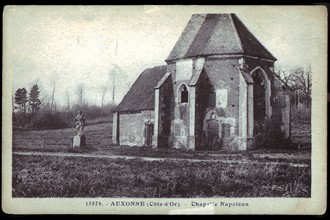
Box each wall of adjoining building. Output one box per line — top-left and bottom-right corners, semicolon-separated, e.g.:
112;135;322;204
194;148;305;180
118;110;154;146
155;74;175;148
270;73;292;140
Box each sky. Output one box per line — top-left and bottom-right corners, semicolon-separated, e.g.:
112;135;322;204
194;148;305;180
4;5;327;107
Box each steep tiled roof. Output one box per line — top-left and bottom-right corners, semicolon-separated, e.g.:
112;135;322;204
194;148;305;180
116;65;167;112
231;15;276;60
166;14;276;62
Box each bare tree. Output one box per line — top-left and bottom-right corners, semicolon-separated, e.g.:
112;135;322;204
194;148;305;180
76;83;85;107
275;67;295;87
107;64;131;104
108;67;116;103
292;65;312;108
50;76;56;113
98;85;108;107
65;89;71;111
275;65;312;108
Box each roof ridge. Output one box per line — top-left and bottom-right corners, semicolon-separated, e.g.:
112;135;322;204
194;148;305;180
184;14;218;58
198;14;221;56
229;14;244;54
145;64;167;71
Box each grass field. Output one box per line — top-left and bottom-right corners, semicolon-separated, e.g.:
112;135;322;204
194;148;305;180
12;154;310;198
291;121;312;148
12;119;311;198
13;119;112;151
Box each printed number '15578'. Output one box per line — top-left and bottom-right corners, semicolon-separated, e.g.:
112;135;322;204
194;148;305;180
86;201;102;206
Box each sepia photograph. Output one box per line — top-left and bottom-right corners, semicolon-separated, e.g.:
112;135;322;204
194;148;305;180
2;5;327;214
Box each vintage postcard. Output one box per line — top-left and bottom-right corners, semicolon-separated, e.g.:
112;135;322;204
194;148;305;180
2;5;327;214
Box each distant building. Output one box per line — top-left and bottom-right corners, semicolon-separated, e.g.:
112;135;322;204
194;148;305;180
112;14;291;150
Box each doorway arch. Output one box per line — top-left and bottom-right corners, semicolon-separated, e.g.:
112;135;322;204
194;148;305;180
250;67;272;120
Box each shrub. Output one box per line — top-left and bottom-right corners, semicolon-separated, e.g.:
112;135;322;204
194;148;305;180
33;111;68;130
291;107;311;123
12;112;33;128
254;118;288;149
70;103;116;122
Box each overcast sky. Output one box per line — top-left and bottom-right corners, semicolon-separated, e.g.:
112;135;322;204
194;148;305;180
4;5;327;107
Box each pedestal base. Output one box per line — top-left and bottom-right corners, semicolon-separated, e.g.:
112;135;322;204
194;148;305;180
236;137;255;150
72;134;86;148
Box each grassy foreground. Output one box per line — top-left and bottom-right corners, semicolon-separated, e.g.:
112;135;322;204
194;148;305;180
13;154;310;198
12;119;311;198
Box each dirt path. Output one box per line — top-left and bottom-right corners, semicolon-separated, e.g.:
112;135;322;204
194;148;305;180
13;151;310;167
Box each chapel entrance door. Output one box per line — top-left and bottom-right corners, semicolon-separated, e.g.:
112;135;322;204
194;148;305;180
252;69;267;141
207;119;221;150
144;123;154;146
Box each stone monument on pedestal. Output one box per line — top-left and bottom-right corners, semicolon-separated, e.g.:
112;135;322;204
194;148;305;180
72;134;86;148
71;111;87;148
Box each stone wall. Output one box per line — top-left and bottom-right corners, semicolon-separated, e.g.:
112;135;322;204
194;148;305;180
270;73;292;141
200;57;241;150
112;112;118;144
118;110;154;146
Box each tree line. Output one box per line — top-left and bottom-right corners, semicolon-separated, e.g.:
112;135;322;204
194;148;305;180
275;65;312;123
275;65;312;108
13;83;116;130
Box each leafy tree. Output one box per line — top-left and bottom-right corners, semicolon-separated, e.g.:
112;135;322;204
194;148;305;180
14;88;29;127
14;88;28;113
29;84;41;116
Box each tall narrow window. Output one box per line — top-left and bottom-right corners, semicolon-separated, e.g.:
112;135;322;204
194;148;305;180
181;86;188;103
252;70;266;121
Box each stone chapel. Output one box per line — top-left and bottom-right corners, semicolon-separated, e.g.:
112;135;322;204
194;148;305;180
112;14;291;151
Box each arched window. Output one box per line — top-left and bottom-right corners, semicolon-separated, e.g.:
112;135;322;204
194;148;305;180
178;84;188;104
